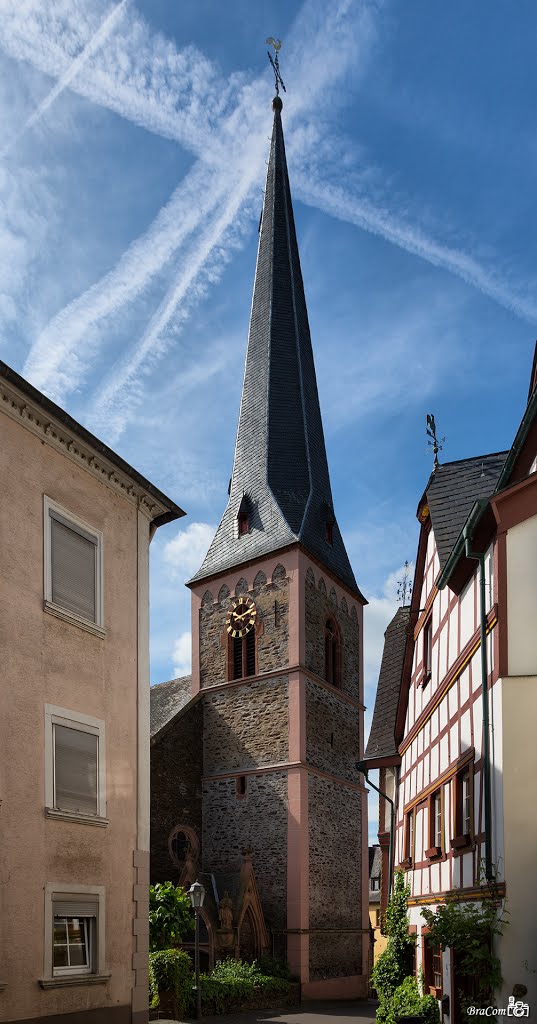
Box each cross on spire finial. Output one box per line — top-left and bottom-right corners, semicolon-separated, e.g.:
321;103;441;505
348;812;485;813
426;413;445;470
397;561;413;607
266;37;286;96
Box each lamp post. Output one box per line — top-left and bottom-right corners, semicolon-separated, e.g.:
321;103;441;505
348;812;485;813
357;760;396;895
188;880;206;1020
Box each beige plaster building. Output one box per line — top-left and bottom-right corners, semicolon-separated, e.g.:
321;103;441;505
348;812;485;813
0;361;183;1024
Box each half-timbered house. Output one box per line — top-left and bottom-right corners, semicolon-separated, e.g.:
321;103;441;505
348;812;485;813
364;347;537;1018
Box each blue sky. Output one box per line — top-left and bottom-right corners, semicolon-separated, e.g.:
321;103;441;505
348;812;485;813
2;1;535;842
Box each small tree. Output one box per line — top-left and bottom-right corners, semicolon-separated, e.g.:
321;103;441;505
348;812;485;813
149;881;193;951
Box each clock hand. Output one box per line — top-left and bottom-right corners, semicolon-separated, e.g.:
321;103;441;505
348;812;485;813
234;608;253;621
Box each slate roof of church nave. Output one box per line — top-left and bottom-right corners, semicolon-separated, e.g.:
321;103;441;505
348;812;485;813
150;674;192;739
365;605;410;762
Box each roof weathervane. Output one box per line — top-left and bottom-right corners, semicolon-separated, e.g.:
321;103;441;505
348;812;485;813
426;413;445;469
266;37;286;94
397;561;413;607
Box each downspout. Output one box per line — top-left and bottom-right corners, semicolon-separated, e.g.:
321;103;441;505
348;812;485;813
357;761;395;895
462;525;494;882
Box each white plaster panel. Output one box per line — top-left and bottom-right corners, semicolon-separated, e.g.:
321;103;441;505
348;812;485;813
448;607;458;667
440;859;450;892
430;743;439;780
460;576;474;650
439;734;449;773
430;862;440;892
490;680;504;871
413;871;422;897
462;852;474;888
433;550;440;579
427;529;435;568
422;870;430;895
423;718;430;749
422;751;430;787
443;948;451;997
507;517;537;675
432;594;440;635
449;723;458;762
473;699;483;760
448;683;458;721
438;629;447;684
417;729;423;757
471;652;481;693
460;710;471;752
410;768;416;799
437;585;443;625
431;708;439;737
438;696;448;731
460;667;470;707
417;758;423;794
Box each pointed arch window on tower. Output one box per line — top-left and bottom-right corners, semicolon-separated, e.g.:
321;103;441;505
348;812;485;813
324;618;340;687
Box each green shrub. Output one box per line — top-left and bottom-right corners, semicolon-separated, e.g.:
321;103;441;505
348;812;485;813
389;976;440;1024
149;948;193;1016
372;871;415;1009
257;953;292;980
149;881;193;951
194;959;290;1015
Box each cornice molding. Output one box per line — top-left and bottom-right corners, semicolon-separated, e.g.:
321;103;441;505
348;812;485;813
0;378;166;521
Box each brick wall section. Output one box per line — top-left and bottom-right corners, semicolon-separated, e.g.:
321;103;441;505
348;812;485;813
202;771;288;930
304;571;360;701
306;679;360;782
150;700;203;883
199;569;289;688
203;676;289;774
308;775;362;976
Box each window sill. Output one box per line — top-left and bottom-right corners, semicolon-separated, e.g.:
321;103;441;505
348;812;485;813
45;807;108;827
39;973;111;989
451;834;473;851
43;600;106;638
400;857;412;870
425;845;442;861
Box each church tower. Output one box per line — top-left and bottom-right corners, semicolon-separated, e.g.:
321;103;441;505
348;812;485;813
188;95;369;997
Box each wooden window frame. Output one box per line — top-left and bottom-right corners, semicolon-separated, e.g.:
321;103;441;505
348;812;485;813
238;511;249;536
425;787;444;860
43;496;105;637
401;808;415;868
44;704;107;826
422;927;443;998
451;762;474;851
324;618;341;687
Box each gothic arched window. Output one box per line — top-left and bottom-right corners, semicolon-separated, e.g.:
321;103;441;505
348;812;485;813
324;618;340;687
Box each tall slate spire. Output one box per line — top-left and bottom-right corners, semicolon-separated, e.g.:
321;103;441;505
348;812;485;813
191;97;360;596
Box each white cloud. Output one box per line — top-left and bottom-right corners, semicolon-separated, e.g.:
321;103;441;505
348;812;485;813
162;522;215;582
172;631;191;678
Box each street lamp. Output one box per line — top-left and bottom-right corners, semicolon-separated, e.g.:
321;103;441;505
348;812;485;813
188;881;206;1020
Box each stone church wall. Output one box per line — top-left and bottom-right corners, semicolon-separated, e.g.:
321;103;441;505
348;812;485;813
150;699;203;884
306;679;359;782
202;770;288;930
304;570;360;701
203;676;289;773
198;567;289;688
308;774;362;977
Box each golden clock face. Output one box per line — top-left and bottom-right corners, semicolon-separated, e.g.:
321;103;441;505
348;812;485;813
226;595;256;638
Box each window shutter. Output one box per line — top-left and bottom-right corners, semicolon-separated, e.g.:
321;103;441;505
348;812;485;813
51;516;96;622
54;725;98;814
53;898;98;918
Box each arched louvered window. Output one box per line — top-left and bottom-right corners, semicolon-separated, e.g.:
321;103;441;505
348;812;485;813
324;618;340;687
230;629;256;680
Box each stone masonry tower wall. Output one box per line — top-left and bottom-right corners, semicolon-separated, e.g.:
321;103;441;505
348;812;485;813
190;548;368;997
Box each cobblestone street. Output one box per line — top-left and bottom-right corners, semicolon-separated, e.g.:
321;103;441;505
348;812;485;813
157;1000;378;1024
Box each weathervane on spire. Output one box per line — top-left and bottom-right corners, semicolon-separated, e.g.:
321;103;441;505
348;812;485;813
397;561;413;607
266;37;286;94
426;413;445;470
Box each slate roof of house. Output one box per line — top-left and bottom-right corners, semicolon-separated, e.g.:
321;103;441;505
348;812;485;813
190;98;362;599
150;675;192;739
369;845;382;903
365;606;411;761
425;451;508;571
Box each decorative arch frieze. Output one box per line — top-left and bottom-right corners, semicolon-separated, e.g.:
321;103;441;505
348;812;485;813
235;577;249;596
201;589;214;608
341;596;348;615
318;577;327;597
218;583;230;604
253;570;267;590
329;586;338;607
305;566;316;588
271;563;286;586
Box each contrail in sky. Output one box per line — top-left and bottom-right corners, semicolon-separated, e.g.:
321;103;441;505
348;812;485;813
1;0;127;157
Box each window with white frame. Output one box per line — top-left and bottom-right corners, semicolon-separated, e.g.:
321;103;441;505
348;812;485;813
41;883;106;985
44;705;107;823
44;497;103;630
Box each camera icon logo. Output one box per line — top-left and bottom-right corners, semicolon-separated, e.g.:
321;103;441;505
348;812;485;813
507;996;530;1018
